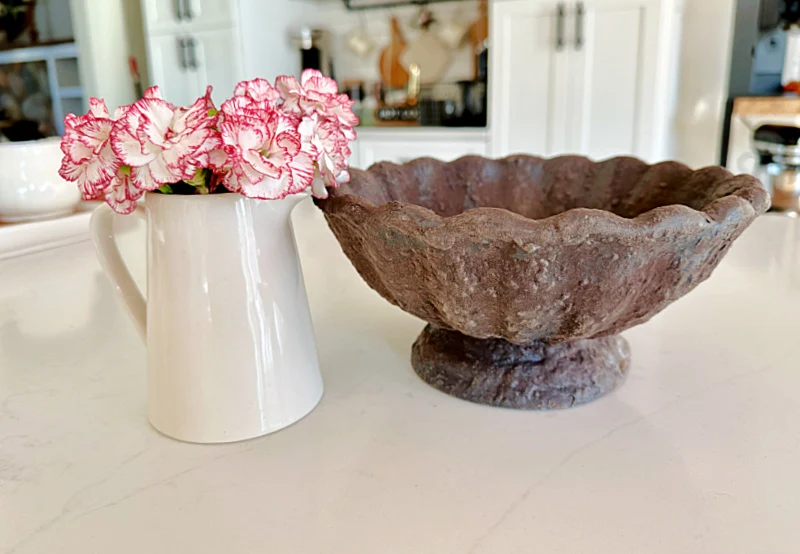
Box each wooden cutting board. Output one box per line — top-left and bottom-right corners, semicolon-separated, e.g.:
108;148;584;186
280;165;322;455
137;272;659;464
379;17;409;89
468;0;489;79
400;31;450;85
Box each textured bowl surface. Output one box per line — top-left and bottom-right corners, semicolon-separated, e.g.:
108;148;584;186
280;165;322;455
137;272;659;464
319;155;769;344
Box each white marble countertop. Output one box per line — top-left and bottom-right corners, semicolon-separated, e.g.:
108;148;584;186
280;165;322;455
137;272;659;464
1;202;800;553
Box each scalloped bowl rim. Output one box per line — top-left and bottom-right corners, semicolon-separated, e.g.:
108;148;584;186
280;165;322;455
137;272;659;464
325;155;769;231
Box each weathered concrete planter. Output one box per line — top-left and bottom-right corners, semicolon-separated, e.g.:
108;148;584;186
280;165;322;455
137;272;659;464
317;155;768;409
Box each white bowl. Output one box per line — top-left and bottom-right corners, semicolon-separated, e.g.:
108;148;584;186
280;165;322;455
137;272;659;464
0;137;82;223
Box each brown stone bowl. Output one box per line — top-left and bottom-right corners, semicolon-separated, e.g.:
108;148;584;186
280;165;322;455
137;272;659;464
316;155;769;409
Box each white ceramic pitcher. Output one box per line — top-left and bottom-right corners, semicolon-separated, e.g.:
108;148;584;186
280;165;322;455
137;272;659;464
91;192;323;443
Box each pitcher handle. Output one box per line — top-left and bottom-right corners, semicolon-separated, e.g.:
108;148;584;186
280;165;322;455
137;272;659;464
91;204;147;341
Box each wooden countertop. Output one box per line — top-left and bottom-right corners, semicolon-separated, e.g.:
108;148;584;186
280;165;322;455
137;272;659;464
733;96;800;116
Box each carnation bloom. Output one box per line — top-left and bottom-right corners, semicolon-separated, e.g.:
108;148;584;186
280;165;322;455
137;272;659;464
275;70;358;197
233;78;280;109
298;113;351;195
276;69;359;128
111;86;221;191
59;74;357;212
212;95;314;199
58;98;119;197
58;98;144;214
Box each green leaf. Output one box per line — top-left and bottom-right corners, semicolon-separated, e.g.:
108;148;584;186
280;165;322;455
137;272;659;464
207;108;219;117
157;184;174;194
186;168;210;194
187;168;206;187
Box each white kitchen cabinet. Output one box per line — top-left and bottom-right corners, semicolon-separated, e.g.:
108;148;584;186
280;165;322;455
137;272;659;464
185;28;242;102
146;35;196;106
147;30;241;106
143;0;233;33
490;0;568;158
142;0;182;31
351;130;489;169
490;0;679;162
141;0;242;106
183;0;235;28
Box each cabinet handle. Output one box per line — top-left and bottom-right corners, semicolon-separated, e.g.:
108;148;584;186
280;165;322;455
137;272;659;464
183;0;194;20
187;37;198;70
556;3;566;51
175;0;184;20
178;37;188;69
575;2;584;50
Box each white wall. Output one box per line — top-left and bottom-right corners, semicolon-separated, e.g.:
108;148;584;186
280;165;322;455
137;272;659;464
673;0;736;168
236;0;312;80
69;0;147;111
123;0;150;89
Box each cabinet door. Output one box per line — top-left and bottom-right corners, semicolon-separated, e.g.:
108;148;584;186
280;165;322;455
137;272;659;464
142;0;233;32
146;35;194;106
183;0;234;28
568;0;664;161
186;28;242;105
142;0;183;32
490;0;569;158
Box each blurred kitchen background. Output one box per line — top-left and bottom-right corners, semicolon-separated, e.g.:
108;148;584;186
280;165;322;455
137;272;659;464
4;0;800;211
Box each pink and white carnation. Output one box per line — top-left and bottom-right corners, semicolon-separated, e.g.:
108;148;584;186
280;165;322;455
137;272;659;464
211;92;314;199
298;113;352;196
233;77;280;110
275;69;358;197
58;98;144;214
59;72;357;213
276;69;359;129
111;86;221;191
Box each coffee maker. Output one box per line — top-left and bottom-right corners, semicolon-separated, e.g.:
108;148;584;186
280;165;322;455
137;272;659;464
294;27;334;78
753;124;800;213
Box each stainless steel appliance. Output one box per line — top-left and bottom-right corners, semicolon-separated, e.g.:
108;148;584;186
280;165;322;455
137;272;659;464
721;0;800;165
294;27;333;78
753;124;800;213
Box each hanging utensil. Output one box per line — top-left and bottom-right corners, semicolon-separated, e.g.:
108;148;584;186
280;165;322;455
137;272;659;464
379;16;409;89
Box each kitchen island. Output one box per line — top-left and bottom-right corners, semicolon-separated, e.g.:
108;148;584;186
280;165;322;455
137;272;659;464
1;203;799;553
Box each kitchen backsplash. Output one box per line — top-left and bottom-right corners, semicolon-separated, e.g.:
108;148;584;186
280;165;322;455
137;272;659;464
297;0;481;85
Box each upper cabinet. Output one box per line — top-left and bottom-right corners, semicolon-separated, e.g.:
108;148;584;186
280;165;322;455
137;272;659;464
141;0;242;106
142;0;234;33
146;34;198;107
182;0;235;27
187;28;244;103
490;0;680;162
490;0;568;158
141;0;182;30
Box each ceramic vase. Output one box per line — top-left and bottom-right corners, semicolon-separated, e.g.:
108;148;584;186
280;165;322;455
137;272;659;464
91;192;323;443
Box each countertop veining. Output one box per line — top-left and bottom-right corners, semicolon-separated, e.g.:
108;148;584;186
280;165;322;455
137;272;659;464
1;203;799;553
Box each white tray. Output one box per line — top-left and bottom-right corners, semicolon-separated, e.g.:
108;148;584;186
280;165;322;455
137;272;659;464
0;204;97;261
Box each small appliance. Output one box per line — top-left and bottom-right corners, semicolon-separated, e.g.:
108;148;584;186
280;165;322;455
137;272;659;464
753;124;800;213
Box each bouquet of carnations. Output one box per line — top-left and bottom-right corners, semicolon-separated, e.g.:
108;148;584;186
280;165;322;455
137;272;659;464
58;70;358;214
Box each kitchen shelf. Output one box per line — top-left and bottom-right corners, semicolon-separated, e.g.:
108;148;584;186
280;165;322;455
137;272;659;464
58;86;84;99
0;41;84;135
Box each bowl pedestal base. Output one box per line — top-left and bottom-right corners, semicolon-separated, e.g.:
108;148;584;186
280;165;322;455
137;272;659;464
411;325;631;410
